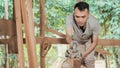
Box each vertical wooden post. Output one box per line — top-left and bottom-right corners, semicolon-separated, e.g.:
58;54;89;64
4;45;9;68
20;0;38;68
4;0;9;68
106;56;110;68
40;0;46;68
40;0;45;37
13;0;24;68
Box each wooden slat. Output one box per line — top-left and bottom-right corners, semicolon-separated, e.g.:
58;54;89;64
20;0;38;68
36;38;120;46
40;0;46;68
95;48;111;55
3;0;9;65
36;37;67;44
0;39;9;44
0;19;16;36
40;0;45;37
1;38;120;46
98;39;120;46
45;27;66;37
0;16;9;67
34;22;66;37
14;0;24;68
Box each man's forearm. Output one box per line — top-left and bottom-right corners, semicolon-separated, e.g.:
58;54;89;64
82;42;97;58
66;36;73;44
82;35;98;58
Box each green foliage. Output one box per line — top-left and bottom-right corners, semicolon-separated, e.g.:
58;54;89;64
0;0;4;18
0;46;5;67
84;0;120;67
86;0;120;38
0;0;13;19
45;0;77;33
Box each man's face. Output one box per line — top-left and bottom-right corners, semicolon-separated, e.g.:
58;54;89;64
74;7;89;27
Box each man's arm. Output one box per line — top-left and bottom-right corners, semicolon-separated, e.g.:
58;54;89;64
66;28;73;48
82;35;98;59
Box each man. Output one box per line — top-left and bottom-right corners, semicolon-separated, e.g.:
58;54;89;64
65;1;100;68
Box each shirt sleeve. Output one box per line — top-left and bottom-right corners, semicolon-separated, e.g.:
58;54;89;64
92;19;101;35
65;15;72;28
65;15;75;35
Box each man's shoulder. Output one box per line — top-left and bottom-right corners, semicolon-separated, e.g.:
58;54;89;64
65;13;74;28
88;14;98;22
88;14;99;26
88;14;100;28
66;13;73;19
88;14;101;35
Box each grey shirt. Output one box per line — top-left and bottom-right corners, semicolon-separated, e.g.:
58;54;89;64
66;13;101;44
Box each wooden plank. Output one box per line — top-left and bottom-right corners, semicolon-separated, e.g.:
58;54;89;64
39;0;46;68
98;39;120;46
45;37;67;44
14;0;24;68
45;27;66;37
1;38;120;46
20;0;38;68
95;48;111;55
40;0;45;37
37;38;120;46
2;0;9;66
34;23;66;37
36;37;67;44
0;39;9;44
0;19;18;53
0;19;16;36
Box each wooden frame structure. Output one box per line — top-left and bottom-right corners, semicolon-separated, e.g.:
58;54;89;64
0;0;120;68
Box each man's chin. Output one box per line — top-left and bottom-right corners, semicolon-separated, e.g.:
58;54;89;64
79;25;84;27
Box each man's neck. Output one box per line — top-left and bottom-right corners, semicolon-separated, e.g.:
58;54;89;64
79;24;86;32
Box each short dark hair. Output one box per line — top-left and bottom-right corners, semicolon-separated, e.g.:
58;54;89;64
74;1;89;11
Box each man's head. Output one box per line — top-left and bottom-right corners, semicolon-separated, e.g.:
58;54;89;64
74;2;89;27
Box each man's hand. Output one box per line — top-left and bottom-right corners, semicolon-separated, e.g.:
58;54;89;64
69;41;73;49
81;53;86;60
69;41;78;49
81;35;99;62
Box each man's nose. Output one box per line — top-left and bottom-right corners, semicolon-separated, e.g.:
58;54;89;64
78;18;83;22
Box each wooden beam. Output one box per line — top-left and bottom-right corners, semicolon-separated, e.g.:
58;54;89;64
44;37;67;44
3;2;9;67
0;19;16;36
2;1;9;64
39;0;46;68
40;0;45;37
36;38;120;46
14;0;24;68
20;0;38;68
36;37;67;44
95;48;111;55
34;22;66;37
98;39;120;46
45;27;66;37
1;38;120;46
0;39;9;44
